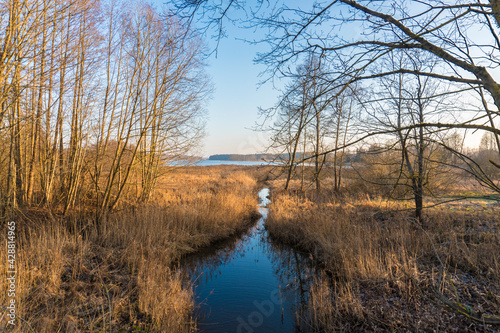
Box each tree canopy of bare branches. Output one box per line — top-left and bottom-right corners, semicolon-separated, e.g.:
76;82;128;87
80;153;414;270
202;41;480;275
174;0;500;193
0;0;211;215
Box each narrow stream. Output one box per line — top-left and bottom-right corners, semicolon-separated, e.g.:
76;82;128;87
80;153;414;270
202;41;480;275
182;188;318;332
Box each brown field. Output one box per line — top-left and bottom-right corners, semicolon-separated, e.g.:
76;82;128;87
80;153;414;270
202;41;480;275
265;173;500;332
0;166;259;332
1;164;499;332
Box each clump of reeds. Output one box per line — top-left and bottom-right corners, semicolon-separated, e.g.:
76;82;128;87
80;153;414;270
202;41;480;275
266;180;500;331
0;166;259;332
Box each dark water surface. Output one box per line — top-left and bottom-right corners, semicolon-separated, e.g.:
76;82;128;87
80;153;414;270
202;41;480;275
181;189;318;333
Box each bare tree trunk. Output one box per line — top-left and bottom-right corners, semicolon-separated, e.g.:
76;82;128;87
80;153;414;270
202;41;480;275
332;100;343;193
26;0;49;205
7;112;17;209
314;101;321;193
337;98;353;192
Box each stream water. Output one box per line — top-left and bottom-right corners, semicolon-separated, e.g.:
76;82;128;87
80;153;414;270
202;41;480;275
181;188;319;332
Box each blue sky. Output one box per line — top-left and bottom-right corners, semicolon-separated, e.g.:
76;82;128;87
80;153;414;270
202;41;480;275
201;25;277;157
165;1;488;157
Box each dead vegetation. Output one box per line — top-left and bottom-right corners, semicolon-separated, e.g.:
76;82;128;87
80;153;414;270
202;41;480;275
0;166;258;332
2;163;498;332
266;175;500;332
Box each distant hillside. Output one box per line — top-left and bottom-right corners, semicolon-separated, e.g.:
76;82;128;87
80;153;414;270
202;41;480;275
208;154;276;161
208;152;359;163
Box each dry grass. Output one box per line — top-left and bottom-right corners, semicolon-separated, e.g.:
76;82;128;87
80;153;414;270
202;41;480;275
0;166;258;332
266;177;500;332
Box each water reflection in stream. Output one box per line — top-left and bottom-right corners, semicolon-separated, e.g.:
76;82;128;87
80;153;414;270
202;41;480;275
181;188;319;332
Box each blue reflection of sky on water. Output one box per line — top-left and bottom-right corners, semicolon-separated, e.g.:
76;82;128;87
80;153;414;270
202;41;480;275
182;188;318;333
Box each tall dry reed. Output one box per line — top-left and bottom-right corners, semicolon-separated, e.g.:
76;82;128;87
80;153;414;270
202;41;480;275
266;185;500;331
0;166;259;332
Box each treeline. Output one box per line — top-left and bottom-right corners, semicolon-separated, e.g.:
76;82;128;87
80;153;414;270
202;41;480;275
208;152;340;162
208;153;309;161
208;154;275;161
0;0;210;216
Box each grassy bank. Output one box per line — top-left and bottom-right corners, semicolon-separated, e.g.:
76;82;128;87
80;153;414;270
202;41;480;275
266;178;500;332
0;166;259;332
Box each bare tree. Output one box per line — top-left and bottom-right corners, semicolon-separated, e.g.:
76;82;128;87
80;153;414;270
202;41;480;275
265;55;356;194
173;0;500;191
267;77;309;192
0;0;210;216
360;51;458;220
91;1;209;218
